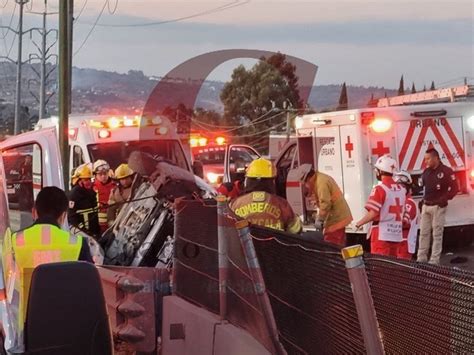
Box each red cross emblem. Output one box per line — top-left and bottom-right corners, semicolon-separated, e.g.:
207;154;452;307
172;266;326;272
372;141;390;157
345;136;354;158
388;197;403;221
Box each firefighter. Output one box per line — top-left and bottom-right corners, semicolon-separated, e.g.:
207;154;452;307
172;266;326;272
296;164;353;246
107;164;141;226
355;155;406;256
229;157;302;233
2;186;93;340
92;159;116;234
417;148;458;264
68;164;101;238
393;170;419;260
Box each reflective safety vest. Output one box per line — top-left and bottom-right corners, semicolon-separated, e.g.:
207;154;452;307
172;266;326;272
6;224;82;336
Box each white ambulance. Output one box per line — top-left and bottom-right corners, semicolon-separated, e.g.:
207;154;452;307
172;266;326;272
0;114;205;231
280;85;474;239
33;114;195;178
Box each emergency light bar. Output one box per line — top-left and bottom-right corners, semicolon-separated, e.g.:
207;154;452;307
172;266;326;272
88;115;166;129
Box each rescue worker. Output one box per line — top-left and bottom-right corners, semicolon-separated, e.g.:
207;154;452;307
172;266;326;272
296;164;353;246
355;155;406;256
417;148;458;264
216;175;243;200
229;157;302;233
68;164;101;238
394;170;420;260
2;186;93;342
92;159;116;234
107;164;141;226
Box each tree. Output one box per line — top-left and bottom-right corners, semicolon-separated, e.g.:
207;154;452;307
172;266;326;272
398;75;405;95
430;81;436;90
411;83;416;93
220;54;302;151
337;82;348;110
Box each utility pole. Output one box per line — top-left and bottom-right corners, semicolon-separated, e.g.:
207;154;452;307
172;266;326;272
284;100;292;143
59;0;71;188
27;1;58;120
38;0;47;120
67;0;74;113
13;0;29;135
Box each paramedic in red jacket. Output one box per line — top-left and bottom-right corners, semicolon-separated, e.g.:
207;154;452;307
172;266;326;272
92;160;116;234
355;155;406;256
394;170;420;260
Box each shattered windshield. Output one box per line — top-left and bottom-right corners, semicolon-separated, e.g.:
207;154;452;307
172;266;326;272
88;140;189;171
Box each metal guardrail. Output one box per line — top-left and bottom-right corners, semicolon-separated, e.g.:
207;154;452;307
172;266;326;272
97;266;170;354
173;199;474;354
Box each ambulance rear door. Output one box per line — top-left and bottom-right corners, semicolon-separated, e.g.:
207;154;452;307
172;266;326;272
314;126;344;189
0;127;63;232
340;124;365;232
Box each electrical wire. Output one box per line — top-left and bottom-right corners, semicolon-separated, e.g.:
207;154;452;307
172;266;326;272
107;0;118;14
74;0;88;23
0;1;17;39
79;0;249;28
73;0;108;57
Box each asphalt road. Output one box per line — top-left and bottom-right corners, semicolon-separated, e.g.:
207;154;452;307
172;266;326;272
440;240;474;272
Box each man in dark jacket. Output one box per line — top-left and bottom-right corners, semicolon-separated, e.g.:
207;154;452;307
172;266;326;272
417;148;458;264
68;164;101;239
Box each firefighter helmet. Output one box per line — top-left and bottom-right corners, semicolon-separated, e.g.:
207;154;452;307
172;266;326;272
71;164;92;185
246;158;276;179
394;170;413;185
93;159;110;174
374;154;398;174
115;164;134;180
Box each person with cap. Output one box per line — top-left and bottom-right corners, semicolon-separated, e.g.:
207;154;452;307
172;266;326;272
355;155;406;256
394;170;420;260
2;186;93;342
229;157;302;234
68;164;100;238
296;164;352;246
107;163;142;226
417;148;458;264
92;159;116;234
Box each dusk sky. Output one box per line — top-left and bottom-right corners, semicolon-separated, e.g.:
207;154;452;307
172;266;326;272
1;0;472;88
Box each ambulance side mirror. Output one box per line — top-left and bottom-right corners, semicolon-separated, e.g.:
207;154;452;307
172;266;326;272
192;160;204;179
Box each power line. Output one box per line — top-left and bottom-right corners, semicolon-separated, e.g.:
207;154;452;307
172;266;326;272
73;0;107;57
106;0;117;14
78;0;249;28
73;0;88;22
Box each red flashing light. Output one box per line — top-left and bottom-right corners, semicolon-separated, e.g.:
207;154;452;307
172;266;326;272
370;117;392;133
68;128;78;140
98;129;111;139
215;136;226;145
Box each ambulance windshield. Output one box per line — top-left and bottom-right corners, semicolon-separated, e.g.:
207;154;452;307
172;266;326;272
88;140;189;171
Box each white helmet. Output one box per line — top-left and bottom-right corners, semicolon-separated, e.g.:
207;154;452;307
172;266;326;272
93;159;110;174
394;170;412;184
374;154;398;174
